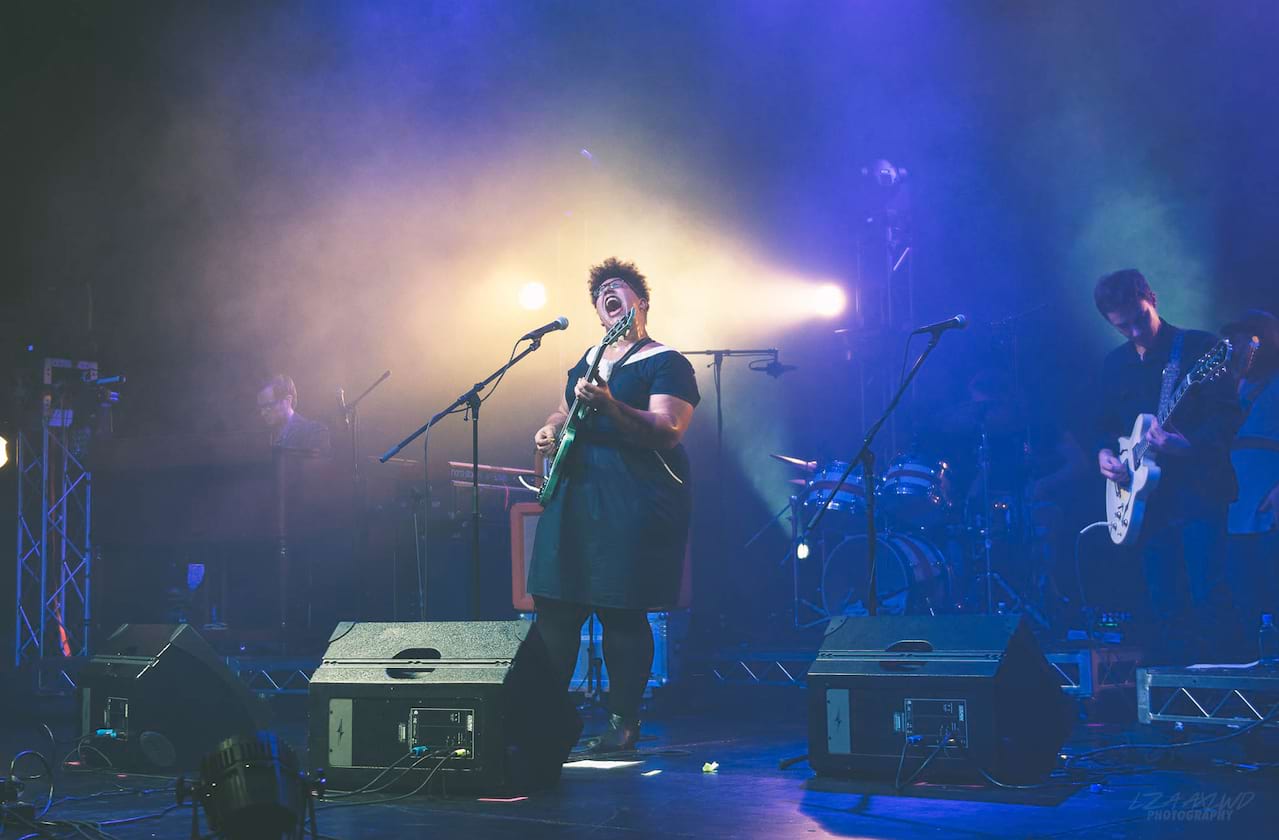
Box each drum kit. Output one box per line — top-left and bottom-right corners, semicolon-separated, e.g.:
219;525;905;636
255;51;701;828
778;399;1050;628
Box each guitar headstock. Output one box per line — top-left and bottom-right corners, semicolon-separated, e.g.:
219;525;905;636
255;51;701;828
1187;339;1233;385
601;306;636;347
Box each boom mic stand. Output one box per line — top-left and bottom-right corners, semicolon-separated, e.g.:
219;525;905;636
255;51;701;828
380;336;548;620
682;348;784;631
800;329;952;617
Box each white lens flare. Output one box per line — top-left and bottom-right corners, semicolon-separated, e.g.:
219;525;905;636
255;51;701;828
811;283;847;318
518;281;547;311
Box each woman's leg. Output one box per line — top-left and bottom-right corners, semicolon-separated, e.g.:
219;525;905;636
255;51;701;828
596;607;654;721
533;596;592;693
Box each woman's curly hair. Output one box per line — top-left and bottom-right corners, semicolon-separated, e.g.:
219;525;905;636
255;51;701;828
588;257;650;303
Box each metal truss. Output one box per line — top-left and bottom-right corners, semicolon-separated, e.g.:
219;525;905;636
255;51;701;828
706;650;816;686
14;421;92;691
1047;646;1142;699
226;657;318;696
1138;666;1279;728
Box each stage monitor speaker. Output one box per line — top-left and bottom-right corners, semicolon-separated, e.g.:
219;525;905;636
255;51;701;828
308;620;582;795
79;624;273;771
807;614;1072;785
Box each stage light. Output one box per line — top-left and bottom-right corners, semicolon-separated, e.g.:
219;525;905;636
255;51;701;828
811;283;847;318
180;731;323;840
796;540;810;561
518;282;547;311
0;435;7;469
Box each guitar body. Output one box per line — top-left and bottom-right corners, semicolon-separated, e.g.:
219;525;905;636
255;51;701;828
1101;339;1232;546
1107;414;1162;545
536;417;577;505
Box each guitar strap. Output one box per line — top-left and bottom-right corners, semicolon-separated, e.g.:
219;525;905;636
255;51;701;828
595;336;653;382
1157;331;1185;418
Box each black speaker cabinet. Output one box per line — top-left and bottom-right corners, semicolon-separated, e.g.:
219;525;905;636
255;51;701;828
79;624;273;771
308;620;582;795
807;615;1072;785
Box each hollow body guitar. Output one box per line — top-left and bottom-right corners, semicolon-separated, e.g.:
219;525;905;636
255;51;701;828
536;307;636;506
1106;339;1233;545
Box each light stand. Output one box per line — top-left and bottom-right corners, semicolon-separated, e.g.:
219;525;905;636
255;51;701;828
381;337;547;619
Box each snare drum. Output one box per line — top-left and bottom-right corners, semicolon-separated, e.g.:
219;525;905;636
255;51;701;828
801;460;869;533
819;532;952;616
878;454;952;528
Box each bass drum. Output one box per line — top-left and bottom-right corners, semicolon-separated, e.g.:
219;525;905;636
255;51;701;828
819;532;952;616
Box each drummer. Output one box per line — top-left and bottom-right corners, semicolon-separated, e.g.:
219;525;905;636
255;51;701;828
926;367;1087;613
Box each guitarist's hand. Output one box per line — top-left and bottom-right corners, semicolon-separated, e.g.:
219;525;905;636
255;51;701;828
574;377;618;416
1098;449;1131;485
534;424;559;455
1147;418;1191;456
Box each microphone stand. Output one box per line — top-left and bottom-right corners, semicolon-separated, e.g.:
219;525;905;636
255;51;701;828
681;348;780;628
340;370;390;616
802;330;951;617
681;348;779;465
381;337;547;620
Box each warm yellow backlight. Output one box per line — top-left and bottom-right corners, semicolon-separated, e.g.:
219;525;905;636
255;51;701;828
518;282;547;311
811;283;847;318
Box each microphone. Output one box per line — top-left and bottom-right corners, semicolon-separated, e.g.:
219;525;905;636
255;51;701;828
910;314;967;335
755;359;798;378
521;316;569;341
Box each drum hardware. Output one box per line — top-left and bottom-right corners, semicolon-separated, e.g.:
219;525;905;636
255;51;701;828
971;423;1049;629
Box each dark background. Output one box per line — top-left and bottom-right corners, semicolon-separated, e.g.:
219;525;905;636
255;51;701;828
3;1;1277;659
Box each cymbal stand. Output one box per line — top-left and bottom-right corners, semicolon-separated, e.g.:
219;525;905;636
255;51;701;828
974;423;1049;627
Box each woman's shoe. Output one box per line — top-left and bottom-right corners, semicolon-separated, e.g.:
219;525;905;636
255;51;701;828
585;713;641;753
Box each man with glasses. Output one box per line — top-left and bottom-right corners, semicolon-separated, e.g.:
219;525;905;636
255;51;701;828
257;374;331;454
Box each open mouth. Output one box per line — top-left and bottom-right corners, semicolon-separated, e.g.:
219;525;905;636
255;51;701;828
603;294;624;316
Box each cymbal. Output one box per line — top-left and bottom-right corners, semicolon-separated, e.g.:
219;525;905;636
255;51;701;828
770;453;817;471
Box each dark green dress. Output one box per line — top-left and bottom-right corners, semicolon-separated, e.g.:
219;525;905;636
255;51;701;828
528;344;700;609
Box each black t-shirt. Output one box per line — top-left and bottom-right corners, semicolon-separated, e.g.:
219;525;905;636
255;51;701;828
565;344;701;453
1092;321;1241;515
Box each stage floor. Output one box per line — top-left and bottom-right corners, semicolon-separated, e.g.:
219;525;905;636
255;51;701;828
2;684;1273;839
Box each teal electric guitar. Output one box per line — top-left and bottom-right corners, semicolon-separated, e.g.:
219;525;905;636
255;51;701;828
536;306;636;505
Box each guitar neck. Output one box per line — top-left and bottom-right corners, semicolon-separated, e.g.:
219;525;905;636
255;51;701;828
1135;372;1201;464
1159;376;1194;426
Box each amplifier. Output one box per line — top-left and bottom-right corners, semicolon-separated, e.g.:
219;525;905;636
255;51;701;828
518;611;680;695
308;620;581;795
